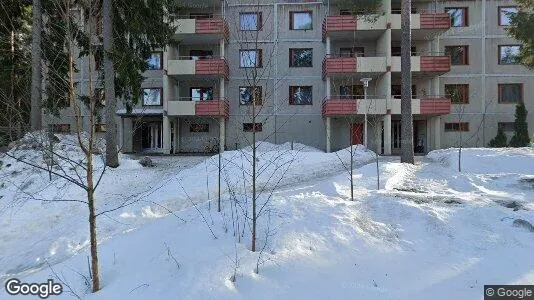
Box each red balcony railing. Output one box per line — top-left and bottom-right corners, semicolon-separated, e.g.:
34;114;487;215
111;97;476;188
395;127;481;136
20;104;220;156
322;16;357;38
195;98;230;118
420;97;451;115
195;58;229;78
195;18;229;39
322;98;358;116
322;55;357;78
420;56;451;73
420;13;451;29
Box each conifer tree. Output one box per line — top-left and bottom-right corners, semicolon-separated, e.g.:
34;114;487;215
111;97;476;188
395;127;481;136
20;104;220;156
488;127;508;147
509;103;530;147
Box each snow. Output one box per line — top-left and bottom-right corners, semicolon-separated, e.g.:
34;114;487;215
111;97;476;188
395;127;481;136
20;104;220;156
1;137;534;299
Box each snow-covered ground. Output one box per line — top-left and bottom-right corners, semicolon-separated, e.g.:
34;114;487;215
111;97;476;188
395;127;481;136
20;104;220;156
1;134;533;299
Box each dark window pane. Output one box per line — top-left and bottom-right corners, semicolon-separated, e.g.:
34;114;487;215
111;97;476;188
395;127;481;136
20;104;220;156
243;123;262;132
289;86;312;105
445;46;467;65
498;122;515;132
499;84;522;103
290;48;312;67
190;124;209;132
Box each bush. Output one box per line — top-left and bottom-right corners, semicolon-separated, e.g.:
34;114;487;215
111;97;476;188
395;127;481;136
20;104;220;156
509;103;531;147
488;127;508;147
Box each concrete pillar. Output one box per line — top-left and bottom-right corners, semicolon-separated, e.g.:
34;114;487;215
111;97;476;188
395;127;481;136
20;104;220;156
220;38;225;58
326;37;331;55
173;118;179;154
219;117;226;152
326;117;332;153
433;116;441;150
220;78;225;99
383;114;392;155
162;115;170;154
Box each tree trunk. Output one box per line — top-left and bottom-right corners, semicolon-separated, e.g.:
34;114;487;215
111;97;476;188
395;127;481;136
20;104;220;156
30;0;42;131
103;0;119;167
87;156;100;292
251;98;257;252
400;0;414;164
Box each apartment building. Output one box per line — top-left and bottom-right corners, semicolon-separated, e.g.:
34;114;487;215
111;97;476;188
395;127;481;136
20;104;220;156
44;0;533;155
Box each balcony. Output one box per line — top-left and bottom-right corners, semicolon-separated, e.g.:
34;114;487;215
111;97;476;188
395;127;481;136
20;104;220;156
391;54;450;76
322;95;387;117
322;15;387;41
391;11;450;40
167;57;229;79
389;95;451;115
173;15;229;44
322;55;387;78
167;98;229;118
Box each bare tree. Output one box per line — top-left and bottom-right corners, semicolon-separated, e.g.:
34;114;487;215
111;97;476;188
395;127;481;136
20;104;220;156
400;0;414;164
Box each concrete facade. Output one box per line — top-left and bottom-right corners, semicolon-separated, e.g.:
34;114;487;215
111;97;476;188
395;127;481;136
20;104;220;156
43;0;533;154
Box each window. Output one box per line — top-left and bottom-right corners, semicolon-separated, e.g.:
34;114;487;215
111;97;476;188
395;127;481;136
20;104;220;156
445;84;469;104
446;7;468;27
190;87;214;101
499;6;517;26
240;12;262;30
189;50;213;60
51;124;71;133
289;48;313;67
445;46;469;65
498;84;523;104
190;124;209;132
290;11;312;30
240;49;262;68
339;85;363;99
289;86;312;105
391;46;416;56
498;122;515;132
147;52;163;70
239;86;262;105
499;45;521;64
339;47;364;57
391;85;417;99
243;123;262;132
142;88;162;106
94;124;106;133
445;122;469;132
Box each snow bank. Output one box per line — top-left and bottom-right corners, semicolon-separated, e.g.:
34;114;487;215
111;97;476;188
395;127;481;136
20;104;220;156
427;147;534;174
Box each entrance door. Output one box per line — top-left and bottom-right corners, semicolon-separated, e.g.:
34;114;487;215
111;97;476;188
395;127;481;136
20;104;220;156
141;122;162;151
351;123;364;145
392;120;402;151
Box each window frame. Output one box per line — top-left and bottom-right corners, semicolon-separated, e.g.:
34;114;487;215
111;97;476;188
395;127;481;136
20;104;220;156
289;11;313;30
146;51;163;70
498;83;523;104
239;49;263;68
498;45;521;65
289;48;313;67
243;123;263;132
142;87;163;106
445;7;469;27
239;86;263;106
239;12;262;31
444;122;469;132
445;45;469;65
289;86;313;105
445;84;470;104
498;6;518;26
